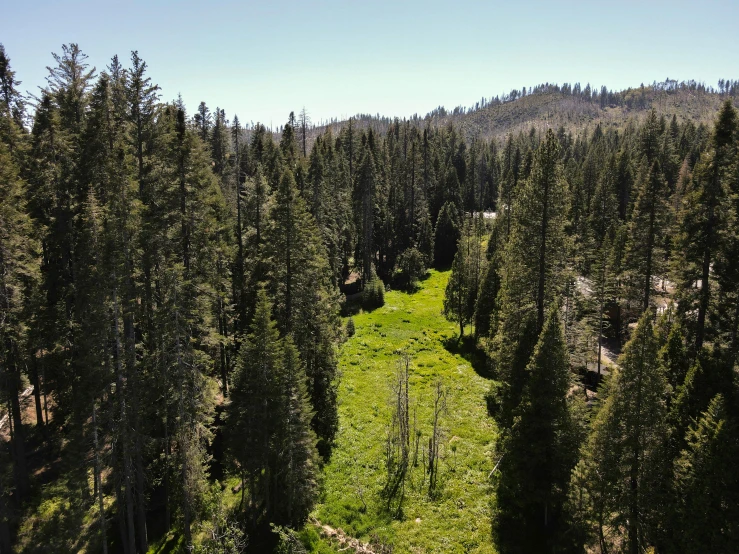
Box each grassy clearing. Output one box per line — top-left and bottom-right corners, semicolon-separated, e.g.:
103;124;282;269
14;269;496;553
315;270;497;553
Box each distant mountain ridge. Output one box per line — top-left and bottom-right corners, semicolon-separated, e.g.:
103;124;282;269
298;78;738;146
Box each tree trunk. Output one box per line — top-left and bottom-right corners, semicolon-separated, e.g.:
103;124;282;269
537;172;550;333
8;352;29;500
31;355;44;429
93;404;108;554
112;287;137;554
643;191;656;312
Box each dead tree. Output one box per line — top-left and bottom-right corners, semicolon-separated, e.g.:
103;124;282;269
383;352;411;515
428;378;447;495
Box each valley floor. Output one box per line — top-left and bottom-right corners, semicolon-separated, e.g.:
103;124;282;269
316;270;497;553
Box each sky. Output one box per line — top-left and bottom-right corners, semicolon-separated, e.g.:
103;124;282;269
2;0;738;127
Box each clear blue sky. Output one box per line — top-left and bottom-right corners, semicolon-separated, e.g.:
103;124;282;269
2;0;737;127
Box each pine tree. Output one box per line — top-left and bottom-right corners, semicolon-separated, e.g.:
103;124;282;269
355;142;377;282
488;129;569;424
416;213;434;268
474;244;501;341
674;100;737;350
443;218;485;338
624;161;666;312
227;288;282;529
671;394;739;552
493;306;580;553
0;44;26;157
433;201;460;267
265;168;340;455
574;311;668;553
444;236;471;338
0;137;39;501
271;337;320;528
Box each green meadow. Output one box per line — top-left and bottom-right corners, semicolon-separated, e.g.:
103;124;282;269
314;270;497;553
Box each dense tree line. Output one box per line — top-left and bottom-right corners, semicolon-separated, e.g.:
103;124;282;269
443;99;739;552
0;44;340;552
1;41;738;553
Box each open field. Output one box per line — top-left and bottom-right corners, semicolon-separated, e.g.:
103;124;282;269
315;270;497;553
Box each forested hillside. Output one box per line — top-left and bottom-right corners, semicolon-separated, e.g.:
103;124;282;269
307;78;735;147
1;42;738;553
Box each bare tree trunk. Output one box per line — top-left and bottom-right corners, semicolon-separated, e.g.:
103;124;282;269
428;379;446;494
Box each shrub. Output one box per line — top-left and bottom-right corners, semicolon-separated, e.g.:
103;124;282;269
346;317;356;337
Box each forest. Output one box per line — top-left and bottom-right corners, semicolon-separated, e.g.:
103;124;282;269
0;42;738;553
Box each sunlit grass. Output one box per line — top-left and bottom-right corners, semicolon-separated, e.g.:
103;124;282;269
315;270;497;553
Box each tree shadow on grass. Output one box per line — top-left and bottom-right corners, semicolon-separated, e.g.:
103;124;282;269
442;335;493;379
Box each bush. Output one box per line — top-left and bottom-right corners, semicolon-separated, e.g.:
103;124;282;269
396;247;426;290
362;278;385;309
346;317;356;337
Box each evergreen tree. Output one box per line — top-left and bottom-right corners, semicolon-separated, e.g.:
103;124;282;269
0;138;39;501
573;311;668;553
416;213;434;268
488;129;569;424
271;337;320;528
674;100;737;349
671;394;739;552
443;218;485;338
355;143;377;282
433;200;460;267
474;242;501;340
493;306;580;553
265;168;340;455
624;161;666;312
227;288;282;530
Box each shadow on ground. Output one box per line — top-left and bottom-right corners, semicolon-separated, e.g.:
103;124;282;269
442;335;493;379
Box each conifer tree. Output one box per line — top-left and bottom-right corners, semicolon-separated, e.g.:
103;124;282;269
671;394;739;552
443;218;485;338
271;337;320;528
227;288;282;529
674;100;737;349
488;129;569;424
573;311;668;553
624;161;666;312
444;236;472;339
474;226;501;340
493;306;580;553
355;142;377;282
0;44;26;156
265;168;339;455
433;201;460;267
0;138;39;501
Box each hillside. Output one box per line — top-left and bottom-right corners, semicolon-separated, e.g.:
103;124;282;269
303;81;736;147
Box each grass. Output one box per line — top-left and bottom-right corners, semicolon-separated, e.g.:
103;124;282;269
13;269;496;553
315;269;497;553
